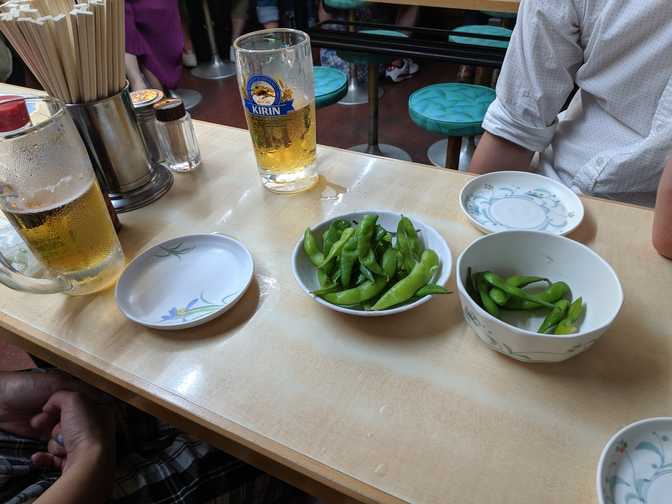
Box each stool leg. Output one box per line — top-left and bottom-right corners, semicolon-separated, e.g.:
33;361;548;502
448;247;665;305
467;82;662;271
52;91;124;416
475;66;493;86
366;64;382;156
191;0;236;79
446;137;462;169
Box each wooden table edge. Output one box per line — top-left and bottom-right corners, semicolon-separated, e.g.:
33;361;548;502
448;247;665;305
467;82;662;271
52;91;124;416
0;317;407;504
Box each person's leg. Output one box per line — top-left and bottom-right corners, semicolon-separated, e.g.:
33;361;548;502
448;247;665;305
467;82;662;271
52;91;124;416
231;0;249;39
0;430;57;503
180;0;197;67
113;406;306;503
256;0;279;29
141;66;163;92
125;53;147;91
385;6;420;82
396;5;419;27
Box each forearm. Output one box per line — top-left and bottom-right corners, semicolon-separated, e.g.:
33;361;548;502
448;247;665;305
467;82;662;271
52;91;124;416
653;163;672;258
35;446;114;504
468;132;535;174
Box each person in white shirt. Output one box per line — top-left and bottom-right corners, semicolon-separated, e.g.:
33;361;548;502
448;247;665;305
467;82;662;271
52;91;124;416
469;0;671;257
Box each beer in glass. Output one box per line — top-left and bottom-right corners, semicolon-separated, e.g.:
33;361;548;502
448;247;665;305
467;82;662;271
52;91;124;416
234;29;317;193
0;96;124;295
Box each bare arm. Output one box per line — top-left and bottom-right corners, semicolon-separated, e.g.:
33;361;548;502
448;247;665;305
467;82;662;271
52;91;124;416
469;132;535;174
35;447;114;504
653;161;672;258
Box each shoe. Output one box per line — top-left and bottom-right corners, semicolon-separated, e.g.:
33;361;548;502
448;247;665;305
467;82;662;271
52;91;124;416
385;58;419;82
182;50;197;68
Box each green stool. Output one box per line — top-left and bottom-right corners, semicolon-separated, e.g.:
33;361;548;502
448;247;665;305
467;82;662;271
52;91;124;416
337;29;411;161
408;83;495;169
450;25;512;86
314;66;348;108
324;0;369;105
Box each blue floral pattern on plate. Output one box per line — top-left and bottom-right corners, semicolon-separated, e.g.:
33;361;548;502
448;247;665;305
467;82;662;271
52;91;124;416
465;183;576;233
159;292;240;324
603;431;672;504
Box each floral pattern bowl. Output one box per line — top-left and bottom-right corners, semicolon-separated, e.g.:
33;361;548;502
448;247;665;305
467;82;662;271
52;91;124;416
456;231;623;363
597;417;672;504
115;233;254;330
460;171;584;235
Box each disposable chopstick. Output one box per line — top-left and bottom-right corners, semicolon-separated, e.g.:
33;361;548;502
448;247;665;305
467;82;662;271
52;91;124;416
52;13;79;102
90;0;104;99
72;9;92;102
35;16;72;102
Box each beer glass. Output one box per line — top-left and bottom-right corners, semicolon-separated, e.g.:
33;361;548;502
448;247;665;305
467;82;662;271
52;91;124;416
234;29;317;193
0;97;125;295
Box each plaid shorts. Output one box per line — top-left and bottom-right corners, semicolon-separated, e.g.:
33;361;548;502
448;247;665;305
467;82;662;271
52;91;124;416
0;405;302;504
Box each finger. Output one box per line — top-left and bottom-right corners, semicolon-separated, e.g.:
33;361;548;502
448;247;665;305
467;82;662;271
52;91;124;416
31;452;64;471
47;437;67;458
30;411;60;440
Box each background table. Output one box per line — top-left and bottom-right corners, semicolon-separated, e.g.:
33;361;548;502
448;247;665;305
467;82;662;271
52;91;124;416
369;0;519;12
1;103;671;503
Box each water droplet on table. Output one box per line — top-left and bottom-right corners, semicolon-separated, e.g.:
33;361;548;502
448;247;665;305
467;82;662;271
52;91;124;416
379;404;393;416
374;463;388;476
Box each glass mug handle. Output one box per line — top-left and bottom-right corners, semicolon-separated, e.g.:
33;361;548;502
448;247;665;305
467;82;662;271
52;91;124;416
0;252;71;294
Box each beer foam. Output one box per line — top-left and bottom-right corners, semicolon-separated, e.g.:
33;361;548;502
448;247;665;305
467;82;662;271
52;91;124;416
10;177;93;214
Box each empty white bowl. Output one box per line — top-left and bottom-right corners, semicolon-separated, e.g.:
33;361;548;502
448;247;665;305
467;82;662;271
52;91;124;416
597;417;672;504
292;211;452;317
456;231;623;362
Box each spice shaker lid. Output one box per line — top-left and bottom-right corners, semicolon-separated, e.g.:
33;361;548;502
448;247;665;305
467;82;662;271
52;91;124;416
0;95;30;132
154;98;186;122
131;89;164;110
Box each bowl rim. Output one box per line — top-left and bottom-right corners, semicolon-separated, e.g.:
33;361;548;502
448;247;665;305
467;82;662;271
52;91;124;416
458;170;585;236
291;210;452;316
455;230;624;339
596;416;672;504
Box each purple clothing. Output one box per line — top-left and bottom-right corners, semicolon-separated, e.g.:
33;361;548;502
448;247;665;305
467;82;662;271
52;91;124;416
125;0;184;89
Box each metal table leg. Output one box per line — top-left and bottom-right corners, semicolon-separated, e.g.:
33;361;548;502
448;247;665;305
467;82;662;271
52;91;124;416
350;64;411;161
191;0;236;80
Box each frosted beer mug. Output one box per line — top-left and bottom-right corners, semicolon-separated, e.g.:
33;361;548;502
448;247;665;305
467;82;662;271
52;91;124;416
234;29;317;193
0;97;125;295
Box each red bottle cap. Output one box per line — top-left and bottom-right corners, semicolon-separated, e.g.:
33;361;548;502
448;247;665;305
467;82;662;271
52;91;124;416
0;95;30;133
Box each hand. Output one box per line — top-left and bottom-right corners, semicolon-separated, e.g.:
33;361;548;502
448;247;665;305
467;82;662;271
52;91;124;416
0;370;105;439
30;391;115;474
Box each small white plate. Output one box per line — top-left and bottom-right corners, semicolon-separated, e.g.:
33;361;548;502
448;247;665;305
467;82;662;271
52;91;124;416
460;171;584;235
115;234;254;330
292;210;452;317
597;417;672;504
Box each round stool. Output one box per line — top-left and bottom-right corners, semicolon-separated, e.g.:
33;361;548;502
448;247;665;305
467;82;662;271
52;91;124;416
409;83;495;169
337;30;411;161
314;66;348;108
449;24;512;48
324;0;369;105
450;25;511;86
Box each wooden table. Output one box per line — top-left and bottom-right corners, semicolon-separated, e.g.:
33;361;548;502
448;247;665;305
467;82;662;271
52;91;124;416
1;103;671;503
369;0;519;12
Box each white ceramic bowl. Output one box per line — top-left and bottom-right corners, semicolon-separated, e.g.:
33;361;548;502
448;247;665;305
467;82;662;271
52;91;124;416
292;211;452;317
459;171;584;235
597;417;672;504
456;231;623;362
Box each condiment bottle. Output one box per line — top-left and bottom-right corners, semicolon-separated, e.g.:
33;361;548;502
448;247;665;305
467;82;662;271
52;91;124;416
153;98;201;173
130;89;164;166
